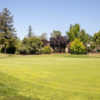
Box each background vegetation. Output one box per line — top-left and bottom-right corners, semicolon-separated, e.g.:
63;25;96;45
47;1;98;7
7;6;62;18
0;8;100;55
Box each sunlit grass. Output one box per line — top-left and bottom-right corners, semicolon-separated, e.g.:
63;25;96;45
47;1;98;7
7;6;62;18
0;54;100;100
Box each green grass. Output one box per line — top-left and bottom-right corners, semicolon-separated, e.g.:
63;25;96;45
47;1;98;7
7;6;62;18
0;54;100;100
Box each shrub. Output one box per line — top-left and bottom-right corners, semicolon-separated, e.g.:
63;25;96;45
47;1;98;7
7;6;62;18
23;37;43;54
97;49;100;52
17;37;43;55
50;35;68;53
1;46;16;54
70;39;87;54
41;46;52;54
17;45;30;55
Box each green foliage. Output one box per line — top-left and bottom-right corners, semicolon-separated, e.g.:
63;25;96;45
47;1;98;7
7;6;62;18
39;33;49;47
17;45;30;55
80;29;91;45
70;39;87;54
67;24;91;45
0;8;99;55
0;8;17;54
67;24;80;41
92;31;100;52
51;30;61;38
93;31;100;46
41;46;52;54
17;37;43;54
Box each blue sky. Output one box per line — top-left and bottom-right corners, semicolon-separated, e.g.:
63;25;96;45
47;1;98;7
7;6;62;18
0;0;100;39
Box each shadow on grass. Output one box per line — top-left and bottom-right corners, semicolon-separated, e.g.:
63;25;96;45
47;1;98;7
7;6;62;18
0;72;40;100
64;54;100;59
0;96;40;100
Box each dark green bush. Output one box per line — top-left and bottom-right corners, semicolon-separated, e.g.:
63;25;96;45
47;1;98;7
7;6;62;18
17;45;30;55
97;49;100;52
1;46;16;54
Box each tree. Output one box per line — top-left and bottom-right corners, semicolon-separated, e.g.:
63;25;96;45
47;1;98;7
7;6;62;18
66;24;91;49
0;8;17;54
50;31;68;52
18;37;43;54
40;33;47;40
51;30;61;38
40;33;49;47
67;24;80;41
28;25;34;37
80;29;91;45
70;39;86;54
93;31;100;46
93;31;100;52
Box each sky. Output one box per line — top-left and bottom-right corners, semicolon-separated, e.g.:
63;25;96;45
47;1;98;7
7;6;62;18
0;0;100;39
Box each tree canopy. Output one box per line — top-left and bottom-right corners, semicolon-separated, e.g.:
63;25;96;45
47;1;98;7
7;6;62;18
50;31;68;52
0;8;17;54
0;8;100;54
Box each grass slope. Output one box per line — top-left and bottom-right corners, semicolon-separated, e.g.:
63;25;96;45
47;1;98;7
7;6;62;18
0;54;100;100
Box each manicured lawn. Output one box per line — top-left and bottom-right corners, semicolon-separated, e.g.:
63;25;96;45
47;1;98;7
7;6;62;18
0;54;100;100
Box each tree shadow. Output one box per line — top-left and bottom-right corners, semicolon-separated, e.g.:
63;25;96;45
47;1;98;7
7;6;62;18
0;72;40;100
0;96;40;100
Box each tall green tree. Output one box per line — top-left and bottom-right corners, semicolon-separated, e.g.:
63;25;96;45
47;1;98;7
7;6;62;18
28;25;34;37
67;24;91;45
67;24;80;41
0;8;17;53
80;29;91;45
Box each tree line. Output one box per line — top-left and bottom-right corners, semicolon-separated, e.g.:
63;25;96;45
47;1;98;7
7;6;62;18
0;8;100;54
